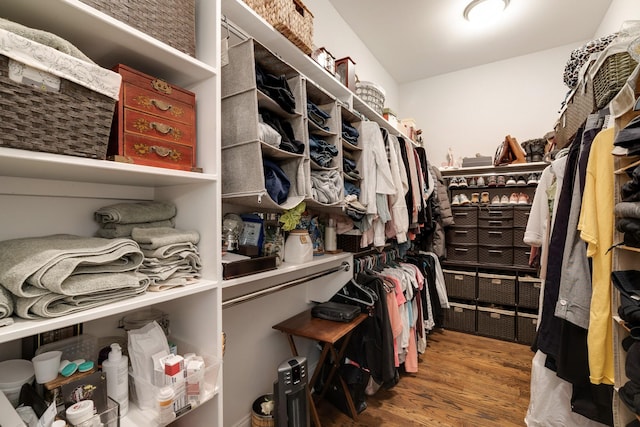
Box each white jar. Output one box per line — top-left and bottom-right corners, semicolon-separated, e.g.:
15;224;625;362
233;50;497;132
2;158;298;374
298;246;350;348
284;229;313;264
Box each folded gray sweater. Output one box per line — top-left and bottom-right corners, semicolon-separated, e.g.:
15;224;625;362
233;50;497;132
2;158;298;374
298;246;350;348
95;201;177;225
0;234;143;297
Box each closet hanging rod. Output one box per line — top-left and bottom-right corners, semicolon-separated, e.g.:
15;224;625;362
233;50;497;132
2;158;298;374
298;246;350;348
222;261;350;309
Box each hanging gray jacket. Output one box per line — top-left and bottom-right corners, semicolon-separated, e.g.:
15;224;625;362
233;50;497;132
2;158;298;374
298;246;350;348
430;166;454;258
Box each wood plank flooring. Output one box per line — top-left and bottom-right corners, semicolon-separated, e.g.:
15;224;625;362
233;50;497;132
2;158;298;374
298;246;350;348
316;330;533;427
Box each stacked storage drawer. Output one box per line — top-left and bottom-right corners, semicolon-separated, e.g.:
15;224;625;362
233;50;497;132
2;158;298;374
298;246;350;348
446;206;478;263
513;206;532;267
478;206;513;265
477;306;516;341
444;302;476;334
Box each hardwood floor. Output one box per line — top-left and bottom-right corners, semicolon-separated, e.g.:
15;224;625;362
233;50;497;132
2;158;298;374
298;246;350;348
316;330;533;427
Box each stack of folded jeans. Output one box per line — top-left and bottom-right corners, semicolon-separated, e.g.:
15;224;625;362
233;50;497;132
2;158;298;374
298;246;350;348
309;135;338;168
344;181;360;198
307;101;331;130
311;169;342;204
255;63;296;113
342;157;361;180
342;121;359;145
259;109;304;154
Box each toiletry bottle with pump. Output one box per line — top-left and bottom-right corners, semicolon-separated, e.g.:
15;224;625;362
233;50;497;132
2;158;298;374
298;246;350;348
102;343;129;416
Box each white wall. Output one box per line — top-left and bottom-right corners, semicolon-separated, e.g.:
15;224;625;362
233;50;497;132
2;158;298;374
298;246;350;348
398;44;577;167
306;0;400;110
595;0;640;37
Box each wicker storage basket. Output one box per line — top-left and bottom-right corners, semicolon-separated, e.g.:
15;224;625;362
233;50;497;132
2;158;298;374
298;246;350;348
0;55;115;159
80;0;196;56
444;302;476;334
593;51;638;110
477;306;515;341
516;312;538;345
477;272;516;306
243;0;314;54
356;80;385;115
443;269;477;300
517;276;541;309
555;76;595;148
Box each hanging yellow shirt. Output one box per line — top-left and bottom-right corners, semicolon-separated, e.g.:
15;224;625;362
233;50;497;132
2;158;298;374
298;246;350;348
578;127;615;385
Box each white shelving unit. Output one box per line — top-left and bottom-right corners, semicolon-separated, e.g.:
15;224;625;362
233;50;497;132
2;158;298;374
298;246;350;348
0;1;222;426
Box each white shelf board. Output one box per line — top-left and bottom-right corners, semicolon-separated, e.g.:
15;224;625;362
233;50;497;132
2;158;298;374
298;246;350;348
221;251;352;289
0;280;219;345
0;147;217;187
0;0;216;88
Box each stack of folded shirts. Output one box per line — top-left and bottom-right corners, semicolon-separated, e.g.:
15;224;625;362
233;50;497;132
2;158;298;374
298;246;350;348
0;234;148;319
95;201;177;238
130;227;202;291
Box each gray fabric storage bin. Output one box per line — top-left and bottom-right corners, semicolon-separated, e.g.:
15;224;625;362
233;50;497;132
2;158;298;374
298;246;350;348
222;140;306;210
222;38;302;106
518;276;541;309
221;38;305;149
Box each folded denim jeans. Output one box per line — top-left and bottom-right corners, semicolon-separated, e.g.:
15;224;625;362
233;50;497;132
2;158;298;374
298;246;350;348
307;101;331;129
343;157;356;172
342;132;359;145
256;64;296;113
310;151;333;168
309;135;338;156
342;121;359;138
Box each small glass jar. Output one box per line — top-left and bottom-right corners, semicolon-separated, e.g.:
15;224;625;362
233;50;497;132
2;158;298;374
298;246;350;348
284;229;313;264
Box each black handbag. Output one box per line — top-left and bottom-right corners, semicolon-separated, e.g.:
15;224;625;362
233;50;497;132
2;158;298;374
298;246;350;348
311;301;360;323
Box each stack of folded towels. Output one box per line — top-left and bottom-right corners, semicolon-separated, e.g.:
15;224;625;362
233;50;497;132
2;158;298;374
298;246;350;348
0;234;148;319
130;227;202;291
95;201;177;238
95;201;202;291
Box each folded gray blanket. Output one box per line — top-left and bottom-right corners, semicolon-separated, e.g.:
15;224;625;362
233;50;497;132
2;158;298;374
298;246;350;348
142;242;199;259
97;219;176;239
15;273;149;319
0;234;143;298
149;275;200;292
95;201;177;225
615;202;640;219
0;285;13;319
131;227;199;249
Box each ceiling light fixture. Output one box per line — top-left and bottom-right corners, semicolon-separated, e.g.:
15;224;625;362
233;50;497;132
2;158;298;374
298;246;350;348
463;0;510;22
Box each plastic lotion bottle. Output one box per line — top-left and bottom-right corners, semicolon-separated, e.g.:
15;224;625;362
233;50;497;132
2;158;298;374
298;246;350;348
102;343;129;416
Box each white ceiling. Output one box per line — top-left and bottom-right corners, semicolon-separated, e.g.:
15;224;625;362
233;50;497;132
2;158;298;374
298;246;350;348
327;0;613;83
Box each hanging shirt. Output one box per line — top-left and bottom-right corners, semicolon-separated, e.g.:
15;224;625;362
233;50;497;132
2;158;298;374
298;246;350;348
578;127;615;386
